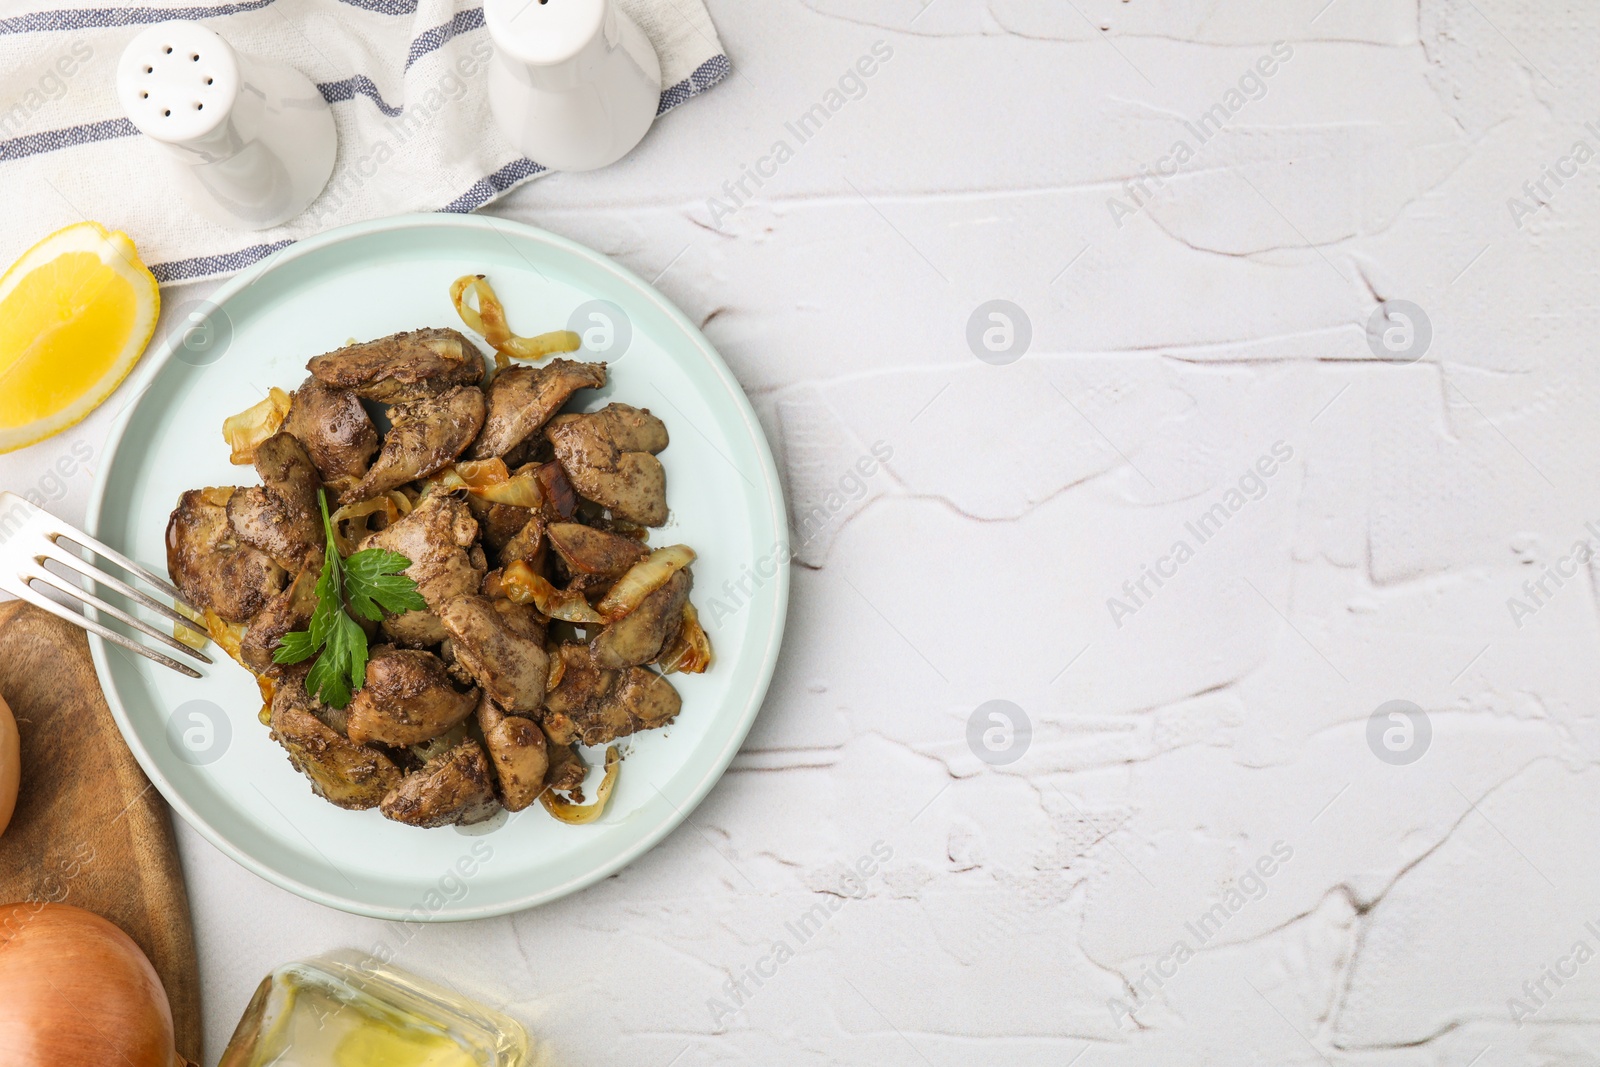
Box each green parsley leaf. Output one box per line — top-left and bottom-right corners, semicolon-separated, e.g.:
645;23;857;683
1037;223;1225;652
345;549;427;621
307;607;366;708
304;637;351;709
273;630;319;665
271;489;422;710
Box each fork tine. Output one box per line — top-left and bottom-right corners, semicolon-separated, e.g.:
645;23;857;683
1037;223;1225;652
11;579;201;679
49;525;190;608
0;493;206;677
39;543;209;637
25;565;213;665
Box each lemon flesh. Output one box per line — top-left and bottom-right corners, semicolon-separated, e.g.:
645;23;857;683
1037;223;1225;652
0;222;159;453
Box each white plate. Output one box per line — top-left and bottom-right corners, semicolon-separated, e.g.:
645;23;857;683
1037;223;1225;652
85;214;788;920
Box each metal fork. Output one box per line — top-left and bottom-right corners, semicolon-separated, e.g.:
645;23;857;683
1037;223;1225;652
0;491;211;678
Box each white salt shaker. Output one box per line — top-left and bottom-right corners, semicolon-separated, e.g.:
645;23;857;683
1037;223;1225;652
485;0;662;172
115;21;336;230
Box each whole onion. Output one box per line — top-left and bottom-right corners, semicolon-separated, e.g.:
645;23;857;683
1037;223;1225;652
0;903;187;1067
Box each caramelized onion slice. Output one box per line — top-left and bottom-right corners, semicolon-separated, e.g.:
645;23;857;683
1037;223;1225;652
453;458;509;485
328;492;409;557
539;746;619;824
204;610;249;668
173;602;210;651
474;480;540;509
469;463;544;508
190;608;273;719
596;545;696;622
476;475;543;509
502;330;582;365
500;560;606;624
419;467;469;499
423;460;545;509
255;674;276;726
659;602;712;675
450;274;581;369
222;387;291;465
410;721;473;765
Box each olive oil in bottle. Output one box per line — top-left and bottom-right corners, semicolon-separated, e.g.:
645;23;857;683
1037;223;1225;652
219;951;530;1067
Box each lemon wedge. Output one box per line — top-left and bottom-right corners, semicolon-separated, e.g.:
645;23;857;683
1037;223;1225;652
0;221;159;454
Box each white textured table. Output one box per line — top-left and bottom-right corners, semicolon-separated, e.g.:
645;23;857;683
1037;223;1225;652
6;1;1598;1063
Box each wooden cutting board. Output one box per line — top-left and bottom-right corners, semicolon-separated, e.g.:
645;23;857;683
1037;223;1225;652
0;600;202;1065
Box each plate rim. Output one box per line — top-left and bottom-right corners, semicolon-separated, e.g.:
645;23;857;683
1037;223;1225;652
83;212;789;921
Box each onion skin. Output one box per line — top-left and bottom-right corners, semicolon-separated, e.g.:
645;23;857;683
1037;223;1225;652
0;904;181;1067
0;691;17;839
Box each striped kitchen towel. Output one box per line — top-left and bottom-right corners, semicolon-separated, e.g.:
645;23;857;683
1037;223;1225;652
0;0;730;284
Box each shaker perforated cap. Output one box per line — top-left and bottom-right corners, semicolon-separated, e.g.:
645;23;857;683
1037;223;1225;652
115;21;240;144
484;0;608;66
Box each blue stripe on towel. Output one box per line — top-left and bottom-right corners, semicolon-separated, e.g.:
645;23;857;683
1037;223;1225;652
0;117;136;161
331;0;418;11
148;239;293;283
424;54;733;213
440;157;545;213
317;75;403;117
0;0;272;34
404;6;484;70
658;54;731;115
0;0;413;35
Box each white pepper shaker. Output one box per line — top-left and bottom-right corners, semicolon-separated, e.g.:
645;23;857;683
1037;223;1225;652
485;0;662;173
115;21;336;230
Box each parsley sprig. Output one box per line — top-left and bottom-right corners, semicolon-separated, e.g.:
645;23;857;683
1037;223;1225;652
273;490;427;708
